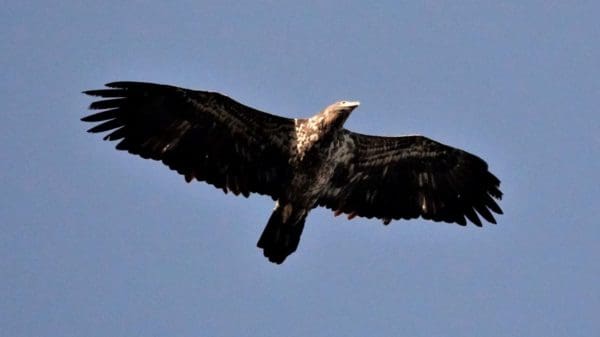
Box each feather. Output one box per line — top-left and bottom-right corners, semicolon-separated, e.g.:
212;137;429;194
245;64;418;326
80;108;121;122
89;98;127;110
87;119;122;133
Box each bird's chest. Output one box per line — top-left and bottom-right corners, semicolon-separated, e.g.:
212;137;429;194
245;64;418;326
292;118;339;161
293;120;322;160
287;131;350;204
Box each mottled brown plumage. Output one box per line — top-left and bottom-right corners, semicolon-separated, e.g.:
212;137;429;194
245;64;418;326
83;81;503;264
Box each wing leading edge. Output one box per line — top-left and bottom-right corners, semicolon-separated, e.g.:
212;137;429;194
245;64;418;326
82;81;296;199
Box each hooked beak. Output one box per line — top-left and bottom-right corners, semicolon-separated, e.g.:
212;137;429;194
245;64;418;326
339;101;360;113
341;101;360;109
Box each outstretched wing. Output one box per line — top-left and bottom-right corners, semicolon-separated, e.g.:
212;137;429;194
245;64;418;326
318;131;503;226
82;81;295;199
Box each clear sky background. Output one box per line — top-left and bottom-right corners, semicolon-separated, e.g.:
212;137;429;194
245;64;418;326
2;1;599;336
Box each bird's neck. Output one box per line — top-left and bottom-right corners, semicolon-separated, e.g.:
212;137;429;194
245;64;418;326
317;109;350;133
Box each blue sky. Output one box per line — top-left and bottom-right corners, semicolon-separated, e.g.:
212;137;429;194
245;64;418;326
2;1;599;336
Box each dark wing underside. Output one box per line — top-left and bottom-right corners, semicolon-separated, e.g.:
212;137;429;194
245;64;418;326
318;131;503;226
82;81;295;199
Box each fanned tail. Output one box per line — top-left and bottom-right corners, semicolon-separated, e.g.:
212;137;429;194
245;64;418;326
257;204;306;264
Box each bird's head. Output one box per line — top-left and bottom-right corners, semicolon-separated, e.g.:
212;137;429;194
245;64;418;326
321;100;360;129
332;100;360;113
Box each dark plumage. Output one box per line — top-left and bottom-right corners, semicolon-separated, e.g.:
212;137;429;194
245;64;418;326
82;81;503;264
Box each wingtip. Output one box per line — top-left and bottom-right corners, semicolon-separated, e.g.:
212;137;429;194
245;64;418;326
464;208;482;227
82;89;105;97
105;81;127;88
105;81;151;89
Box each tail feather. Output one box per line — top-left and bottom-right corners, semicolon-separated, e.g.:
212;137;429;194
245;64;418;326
257;206;306;264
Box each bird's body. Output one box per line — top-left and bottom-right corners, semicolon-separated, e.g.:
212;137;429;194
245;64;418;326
257;108;358;262
83;81;503;264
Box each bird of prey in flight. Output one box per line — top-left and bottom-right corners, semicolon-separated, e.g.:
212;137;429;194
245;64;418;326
82;81;503;264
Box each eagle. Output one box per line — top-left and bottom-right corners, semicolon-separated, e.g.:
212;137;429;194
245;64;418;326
82;81;503;264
